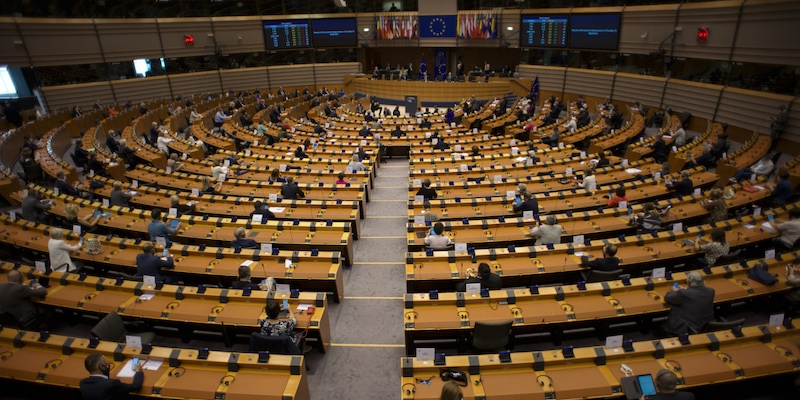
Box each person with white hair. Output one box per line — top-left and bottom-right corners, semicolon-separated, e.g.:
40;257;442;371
663;271;715;335
563;116;577;133
48;227;82;272
529;215;564;245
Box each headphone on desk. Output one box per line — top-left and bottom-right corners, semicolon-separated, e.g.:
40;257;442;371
168;367;185;377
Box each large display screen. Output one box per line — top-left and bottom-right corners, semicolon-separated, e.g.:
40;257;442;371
520;15;568;48
569;14;621;51
310;18;358;48
263;20;311;50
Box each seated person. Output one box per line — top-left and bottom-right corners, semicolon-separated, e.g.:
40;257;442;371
147;208;181;244
693;228;729;267
269;168;287;183
772;208;800;251
167;153;184;172
231;227;259;249
250;201;276;221
347;154;366;172
416;178;438;200
456;262;502;291
576;167;596;191
422;200;439;222
166;195;194;217
529;215;563;245
580;244;620;280
231;265;276;291
768;171;793;207
710;134;729;158
663;271;715;335
61;203;102;232
513;192;539;214
596;153;610;168
281;176;305;200
629;202;661;234
732;154;773;183
48;227;82;272
201;176;222;194
606;187;628;208
258;299;299;345
0;269;48;329
540;129;560;147
685;149;715;169
80;353;143;400
391;126;404;138
666;171;693;197
335;173;347;185
86;152;107;176
649;135;669;162
21;191;52;223
110;180;136;206
701;188;727;224
424;222;451;249
135;242;175;283
294;146;307;159
54;171;84;197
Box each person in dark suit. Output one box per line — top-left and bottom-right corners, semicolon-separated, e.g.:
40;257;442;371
512;192;539;214
416;178;438;200
169;195;195;216
580;244;620;280
21;191;52;223
0;270;47;329
662;271;715;335
135;242;175;283
231;227;258;249
280;176;305;200
645;369;696;400
74;141;89;168
106;130;120;153
650;136;668;162
231;265;266;290
456;262;502;291
80;353;143;400
358;124;370;138
54;171;83;197
666;171;693;197
391;125;405;138
250;201;275;221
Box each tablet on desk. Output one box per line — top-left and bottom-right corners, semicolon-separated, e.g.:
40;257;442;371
278;310;289;319
416;231;426;238
681;239;694;247
170;220;180;228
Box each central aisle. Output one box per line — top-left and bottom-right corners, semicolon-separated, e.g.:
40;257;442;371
306;158;410;400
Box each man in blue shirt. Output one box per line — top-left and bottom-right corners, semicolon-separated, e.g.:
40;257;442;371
135;242;175;283
147;209;181;244
769;171;794;207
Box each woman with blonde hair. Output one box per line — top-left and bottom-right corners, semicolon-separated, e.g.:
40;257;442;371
62;203;101;230
48;227;82;272
201;176;221;194
440;380;463;400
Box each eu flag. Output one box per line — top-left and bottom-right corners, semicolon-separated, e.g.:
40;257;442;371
420;15;457;38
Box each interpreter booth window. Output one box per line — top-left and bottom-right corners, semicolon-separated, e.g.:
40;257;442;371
0;67;18;98
33;63;110;87
519;49;569;67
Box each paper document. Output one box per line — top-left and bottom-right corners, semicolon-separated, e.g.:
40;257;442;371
268;207;285;213
138;294;154;301
296;304;312;311
624;168;642;174
240;260;254;267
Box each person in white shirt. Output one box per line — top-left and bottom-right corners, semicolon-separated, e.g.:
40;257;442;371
189;109;202;124
576;167;597;191
424;222;452;249
48;228;81;272
732;154;774;183
529;215;564;245
672;126;687;147
563;116;577;133
211;159;229;181
347;154;366;172
156;131;174;154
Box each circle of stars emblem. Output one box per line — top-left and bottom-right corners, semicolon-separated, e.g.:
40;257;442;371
429;17;447;37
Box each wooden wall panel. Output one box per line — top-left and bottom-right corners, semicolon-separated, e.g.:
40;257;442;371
717;87;793;138
618;5;679;55
313;62;361;86
111;76;173;106
0;18;31;67
156;18;215;58
267;65;316;88
344;78;510;103
19;19;104;66
613;73;666;110
564;69;615;100
95;19;163;62
211;18;266;55
733;0;800;66
516;65;566;94
40;81;113;112
169;71;223;97
672;1;739;61
663;80;721;121
219;67;269;92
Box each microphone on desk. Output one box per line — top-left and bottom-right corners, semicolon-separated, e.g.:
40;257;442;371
561;256;568;285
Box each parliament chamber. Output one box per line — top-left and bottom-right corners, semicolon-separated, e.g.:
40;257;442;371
1;1;800;399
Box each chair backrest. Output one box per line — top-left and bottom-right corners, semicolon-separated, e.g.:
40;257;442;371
714;249;742;266
0;312;20;328
248;332;300;354
587;269;624;283
90;311;127;342
23;163;43;180
704;318;745;332
471;320;513;351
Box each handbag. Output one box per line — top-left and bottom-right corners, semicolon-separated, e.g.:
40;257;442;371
748;264;777;286
439;369;469;386
84;237;104;255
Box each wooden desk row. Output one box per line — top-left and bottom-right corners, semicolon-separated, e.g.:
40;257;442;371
123;165;369;221
0;263;330;352
12;188;355;266
406;167;719;219
587;113;646;155
406;180;769;250
667;121;724;173
404;211;780;292
714;132;771;185
408;145;586;166
0;328;311;400
0;214;345;301
401;321;800;399
406;159;661;199
403;254;796;354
